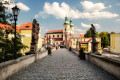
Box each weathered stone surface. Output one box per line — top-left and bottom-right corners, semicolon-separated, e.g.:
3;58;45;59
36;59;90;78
7;49;117;80
30;19;40;53
90;24;99;53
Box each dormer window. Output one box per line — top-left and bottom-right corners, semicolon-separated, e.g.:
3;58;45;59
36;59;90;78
26;26;29;28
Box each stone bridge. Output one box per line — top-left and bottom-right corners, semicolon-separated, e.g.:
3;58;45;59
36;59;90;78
6;49;118;80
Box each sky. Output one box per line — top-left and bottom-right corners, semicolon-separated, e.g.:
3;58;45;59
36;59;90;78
1;0;120;37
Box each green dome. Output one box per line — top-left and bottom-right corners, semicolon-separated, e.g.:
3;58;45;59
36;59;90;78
70;19;74;26
64;17;69;24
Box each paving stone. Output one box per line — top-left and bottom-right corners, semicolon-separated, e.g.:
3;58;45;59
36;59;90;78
7;49;118;80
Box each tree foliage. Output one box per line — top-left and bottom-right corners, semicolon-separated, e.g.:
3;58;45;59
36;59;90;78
84;29;98;38
0;28;28;62
99;32;110;48
101;35;109;48
0;1;28;63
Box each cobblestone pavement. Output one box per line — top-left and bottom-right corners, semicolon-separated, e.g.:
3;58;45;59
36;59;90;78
7;49;118;80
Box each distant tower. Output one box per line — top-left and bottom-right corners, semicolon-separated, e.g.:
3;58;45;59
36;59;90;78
63;17;69;45
70;19;74;34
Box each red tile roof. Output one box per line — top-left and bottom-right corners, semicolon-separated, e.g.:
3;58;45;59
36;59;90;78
19;22;32;30
80;39;101;44
80;39;92;44
46;29;63;33
79;34;84;38
0;23;20;32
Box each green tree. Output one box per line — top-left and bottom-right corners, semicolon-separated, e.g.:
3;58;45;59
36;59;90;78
0;1;28;63
0;1;12;24
84;29;98;38
0;28;28;62
99;32;110;47
110;32;115;34
101;35;109;48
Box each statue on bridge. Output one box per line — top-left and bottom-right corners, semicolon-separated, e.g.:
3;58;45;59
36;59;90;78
30;19;40;54
90;24;99;54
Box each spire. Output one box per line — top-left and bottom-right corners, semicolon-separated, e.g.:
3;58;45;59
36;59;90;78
64;17;69;24
70;19;74;26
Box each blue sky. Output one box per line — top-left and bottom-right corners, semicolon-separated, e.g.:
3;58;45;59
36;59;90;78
3;0;120;37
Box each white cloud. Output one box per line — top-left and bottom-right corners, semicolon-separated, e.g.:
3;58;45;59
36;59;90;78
16;2;30;11
81;1;106;12
108;5;112;8
41;26;48;32
115;19;120;22
81;23;90;28
2;0;30;12
74;26;85;32
81;23;101;28
35;1;118;19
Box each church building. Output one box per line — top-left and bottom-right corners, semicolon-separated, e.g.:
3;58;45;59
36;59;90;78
44;17;76;46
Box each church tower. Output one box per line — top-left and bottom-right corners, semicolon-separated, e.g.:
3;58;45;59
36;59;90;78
63;17;70;45
70;19;74;34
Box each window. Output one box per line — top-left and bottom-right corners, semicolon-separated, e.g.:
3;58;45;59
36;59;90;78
53;35;54;37
65;28;66;31
62;35;63;37
57;35;59;37
26;26;29;28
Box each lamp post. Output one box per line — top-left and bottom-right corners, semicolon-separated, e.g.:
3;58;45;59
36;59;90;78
12;6;20;59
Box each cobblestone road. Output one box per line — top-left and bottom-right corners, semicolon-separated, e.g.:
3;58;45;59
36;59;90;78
7;49;117;80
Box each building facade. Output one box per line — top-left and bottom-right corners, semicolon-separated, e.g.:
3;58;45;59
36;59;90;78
69;38;102;53
19;22;42;54
0;22;42;54
110;34;120;53
44;17;76;46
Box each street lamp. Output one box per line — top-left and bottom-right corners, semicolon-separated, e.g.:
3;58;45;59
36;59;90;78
12;6;20;59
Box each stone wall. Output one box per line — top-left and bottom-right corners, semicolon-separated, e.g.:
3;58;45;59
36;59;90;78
70;48;120;79
0;48;56;80
86;53;120;79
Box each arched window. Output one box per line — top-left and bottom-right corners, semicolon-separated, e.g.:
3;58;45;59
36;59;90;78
65;28;66;31
53;35;54;37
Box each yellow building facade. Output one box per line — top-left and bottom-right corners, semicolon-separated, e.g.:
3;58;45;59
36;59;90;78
110;34;120;53
19;22;42;54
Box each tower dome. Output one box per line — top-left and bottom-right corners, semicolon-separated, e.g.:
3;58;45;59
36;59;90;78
64;17;69;24
70;19;74;26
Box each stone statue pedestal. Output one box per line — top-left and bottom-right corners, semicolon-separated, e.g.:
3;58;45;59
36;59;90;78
30;43;37;53
91;42;99;54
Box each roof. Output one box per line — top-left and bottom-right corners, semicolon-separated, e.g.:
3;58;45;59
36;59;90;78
46;29;63;34
64;17;69;24
80;39;101;44
79;34;84;38
70;19;74;26
0;23;20;32
19;22;32;30
67;33;84;39
80;39;92;44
